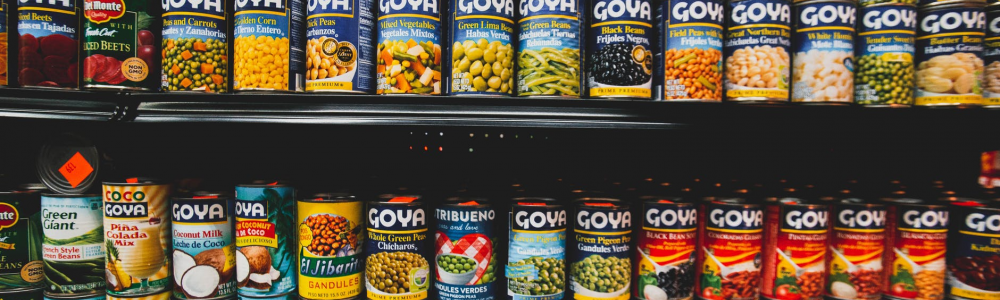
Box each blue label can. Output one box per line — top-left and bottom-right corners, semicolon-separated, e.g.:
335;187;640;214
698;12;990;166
855;3;916;106
234;183;296;298
724;0;792;102
365;197;431;300
791;0;857;103
446;0;515;96
915;2;985;107
305;0;375;93
660;0;724;101
435;199;497;300
161;0;228;93
517;0;584;97
171;195;236;300
568;200;632;300
233;0;306;92
587;0;653;99
506;199;568;300
375;0;443;95
947;204;1000;300
984;4;1000;107
17;0;80;89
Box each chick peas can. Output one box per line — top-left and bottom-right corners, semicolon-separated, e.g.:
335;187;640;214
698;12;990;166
447;0;515;96
855;3;917;106
170;195;236;300
661;0;725;101
304;0;375;93
914;2;986;107
234;183;296;299
233;0;305;92
160;0;228;92
633;199;698;300
724;0;793;102
507;199;568;300
882;200;948;300
569;200;632;300
759;199;829;300
297;194;363;300
102;181;172;297
791;0;856;104
366;196;431;300
517;0;584;97
983;4;1000;107
435;199;496;300
587;0;653;99
375;0;442;95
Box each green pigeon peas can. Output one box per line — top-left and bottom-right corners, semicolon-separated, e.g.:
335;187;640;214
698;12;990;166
569;199;632;300
855;3;917;106
435;198;497;300
506;198;568;300
160;0;229;92
0;192;44;292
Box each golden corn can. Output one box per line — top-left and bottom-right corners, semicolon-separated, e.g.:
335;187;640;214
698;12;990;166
233;0;305;92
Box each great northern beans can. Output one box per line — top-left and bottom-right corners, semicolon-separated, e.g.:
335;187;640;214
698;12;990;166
0;192;44;292
855;3;917;106
724;0;792;102
297;193;363;300
506;198;567;300
304;0;375;93
160;0;229;92
17;0;80;89
587;0;654;99
634;198;698;300
366;195;430;300
516;0;584;97
40;194;104;297
945;201;999;300
759;198;829;300
569;199;632;299
660;0;725;101
102;180;171;297
446;0;515;96
914;2;986;107
233;0;305;92
791;0;857;104
435;198;496;300
983;4;1000;107
882;199;948;300
694;199;764;300
171;195;236;300
375;0;443;95
234;183;296;298
825;202;886;300
82;0;160;90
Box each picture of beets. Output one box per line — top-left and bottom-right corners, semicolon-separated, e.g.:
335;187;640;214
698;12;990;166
43;55;72;85
19;47;42;70
20;34;38;52
83;54;106;81
19;68;44;86
138;45;155;67
107;70;127;85
93;56;121;83
138;30;154;47
40;34;77;60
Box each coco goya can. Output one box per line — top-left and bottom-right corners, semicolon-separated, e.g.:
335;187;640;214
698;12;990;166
233;0;305;92
304;0;375;93
791;0;856;103
634;198;698;300
983;4;1000;106
82;0;160;90
914;2;986;107
366;196;430;300
160;0;228;92
102;180;172;297
40;194;104;297
825;202;886;300
945;202;1000;300
506;199;567;300
234;183;296;299
724;0;792;102
375;0;443;95
517;0;584;97
171;195;236;300
0;192;43;293
587;0;653;99
569;200;632;299
855;3;916;106
435;199;497;300
882;200;948;300
447;0;515;95
695;200;764;300
660;0;724;101
297;194;363;300
17;0;80;89
760;199;829;300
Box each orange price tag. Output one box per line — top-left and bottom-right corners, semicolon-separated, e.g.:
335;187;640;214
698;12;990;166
584;202;614;207
458;201;480;206
58;152;94;188
389;197;418;203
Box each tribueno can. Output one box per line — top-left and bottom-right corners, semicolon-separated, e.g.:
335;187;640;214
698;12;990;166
233;0;305;92
825;202;886;300
882;199;948;300
103;180;172;297
506;198;568;300
17;0;80;89
760;198;829;300
171;195;236;300
914;2;986;107
724;0;792;102
40;194;104;297
855;3;917;106
660;0;725;101
791;0;856;103
366;195;430;300
569;199;632;299
0;192;44;292
375;0;442;95
435;198;496;300
946;201;1000;300
234;183;296;298
160;0;229;92
634;198;698;300
304;0;375;93
446;0;515;96
297;193;363;300
516;0;584;97
82;0;160;90
695;199;764;300
587;0;653;99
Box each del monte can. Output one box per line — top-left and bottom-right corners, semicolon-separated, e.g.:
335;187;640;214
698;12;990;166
82;0;161;90
103;179;172;297
0;192;44;292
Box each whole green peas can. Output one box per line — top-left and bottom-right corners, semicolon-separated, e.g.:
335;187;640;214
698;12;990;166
506;198;567;300
160;0;229;93
365;195;431;300
568;199;631;300
854;3;916;106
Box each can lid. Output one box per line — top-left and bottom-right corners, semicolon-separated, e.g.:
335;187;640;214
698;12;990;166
513;197;560;207
36;133;99;195
309;192;356;202
103;177;165;186
378;194;422;203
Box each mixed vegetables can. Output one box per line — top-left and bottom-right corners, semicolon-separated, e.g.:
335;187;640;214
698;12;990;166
233;0;305;92
375;0;443;95
569;199;632;299
855;3;916;106
0;192;44;292
234;183;296;299
435;198;496;300
723;0;792;102
40;194;104;297
304;0;375;93
366;195;430;300
82;0;160;90
945;202;1000;300
983;4;1000;106
587;0;653;99
297;193;363;300
170;195;236;300
17;0;80;89
759;199;829;300
791;0;857;104
634;198;697;300
160;0;228;92
695;200;764;300
914;2;986;107
660;0;725;101
446;0;515;96
102;180;172;297
516;0;584;97
882;200;948;300
506;198;567;300
825;202;886;300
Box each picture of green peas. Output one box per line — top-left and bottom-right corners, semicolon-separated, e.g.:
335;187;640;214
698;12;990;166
450;39;514;94
570;254;631;294
162;37;228;93
508;256;565;296
855;54;914;106
438;254;476;274
518;48;581;97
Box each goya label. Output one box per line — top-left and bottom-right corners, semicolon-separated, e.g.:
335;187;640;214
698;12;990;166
791;1;856;103
297;199;363;300
367;201;430;300
161;0;228;92
724;0;792;101
103;183;172;297
661;0;724;101
83;0;159;90
375;0;443;95
695;202;764;300
234;185;296;298
569;203;632;300
915;4;986;106
984;5;1000;105
947;206;1000;300
233;0;305;91
760;203;829;300
447;0;515;95
517;0;583;97
0;193;44;291
855;3;916;106
171;196;236;300
18;0;80;88
883;204;948;300
1;0;7;86
634;200;697;300
825;204;886;300
435;202;497;300
587;0;653;98
305;0;375;93
41;195;105;296
506;203;568;300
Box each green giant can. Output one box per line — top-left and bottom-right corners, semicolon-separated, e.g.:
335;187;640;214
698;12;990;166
82;0;160;90
40;194;105;298
0;192;44;292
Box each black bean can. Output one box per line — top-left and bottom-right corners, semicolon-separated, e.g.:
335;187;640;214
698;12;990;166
365;195;431;300
587;0;654;99
946;200;1000;300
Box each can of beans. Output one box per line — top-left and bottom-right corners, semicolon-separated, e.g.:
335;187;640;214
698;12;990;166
881;199;948;300
855;3;917;107
446;0;515;96
587;0;654;99
365;195;431;299
946;201;1000;300
233;0;305;92
914;2;986;107
160;0;228;92
1;0;10;87
724;0;793;103
17;0;80;89
695;199;764;300
82;0;160;91
790;0;856;104
435;198;497;300
983;4;1000;107
234;182;296;299
634;197;698;300
568;199;632;299
171;194;236;300
824;201;886;300
296;193;363;300
40;194;105;298
759;198;829;300
507;198;567;299
516;0;584;97
375;0;442;95
660;0;725;101
304;0;374;93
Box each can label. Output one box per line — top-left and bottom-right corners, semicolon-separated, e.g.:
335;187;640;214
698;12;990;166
83;0;159;90
367;202;430;299
662;0;724;101
0;193;44;291
915;5;986;106
233;0;305;91
825;205;886;300
107;290;171;300
920;0;986;7
234;185;296;298
1;0;8;86
883;205;948;300
447;0;515;95
791;1;856;103
506;204;568;300
297;200;363;300
634;201;698;300
103;184;171;296
516;0;583;97
41;195;105;295
855;4;916;106
984;6;1000;105
723;0;792;101
17;0;80;88
171;197;236;300
435;204;496;300
375;0;442;95
160;0;228;92
570;205;632;299
760;205;829;300
44;296;102;300
695;203;764;300
304;0;375;93
947;207;1000;300
587;0;653;98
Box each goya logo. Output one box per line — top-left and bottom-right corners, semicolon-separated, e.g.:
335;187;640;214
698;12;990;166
919;9;985;34
162;0;224;13
862;6;916;31
670;0;723;23
368;206;426;229
0;204;19;230
963;211;1000;232
593;0;650;22
707;205;763;230
19;0;74;10
84;0;126;24
989;10;1000;35
308;0;350;14
781;207;828;231
172;200;227;222
643;204;697;229
457;0;513;16
519;0;576;15
900;207;948;230
435;207;494;222
235;199;268;219
799;2;854;27
105;202;149;218
576;209;631;230
730;0;789;25
379;0;438;15
835;207;886;229
235;0;283;11
513;207;566;230
105;190;147;202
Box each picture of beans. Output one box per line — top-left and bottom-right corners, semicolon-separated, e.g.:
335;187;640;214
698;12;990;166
366;251;429;294
797;271;824;299
163;37;227;92
850;269;882;298
721;270;760;299
985;62;1000;96
509;256;565;296
856;54;914;105
914;270;943;300
652;262;694;299
571;255;630;294
451;39;514;94
0;34;7;85
438;254;476;274
377;39;442;94
590;43;651;87
518;48;581;96
725;46;789;90
916;53;983;95
949;255;1000;292
792;50;853;102
306;37;355;81
303;213;357;257
664;48;722;100
234;35;289;90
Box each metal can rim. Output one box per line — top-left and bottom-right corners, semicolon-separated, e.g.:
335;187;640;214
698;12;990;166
920;0;986;11
41;193;100;198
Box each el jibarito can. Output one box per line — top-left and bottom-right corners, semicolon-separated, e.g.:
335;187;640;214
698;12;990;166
791;0;857;104
724;0;793;103
568;199;632;299
160;0;229;92
855;3;917;107
297;193;363;300
824;202;886;300
446;0;516;96
366;195;430;300
40;194;104;298
435;198;497;300
5;288;43;300
106;290;172;300
171;195;236;300
983;4;1000;107
0;192;44;292
914;2;986;107
234;183;296;298
102;180;172;297
945;201;1000;300
633;197;697;300
694;199;764;300
233;0;306;92
881;199;948;300
304;0;375;93
516;0;585;97
660;0;725;101
587;0;654;99
375;0;443;95
760;198;829;300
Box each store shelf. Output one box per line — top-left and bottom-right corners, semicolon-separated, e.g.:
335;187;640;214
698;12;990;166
0;88;126;121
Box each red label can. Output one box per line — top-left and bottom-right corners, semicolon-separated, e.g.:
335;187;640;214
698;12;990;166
825;202;886;300
883;201;949;300
696;200;764;300
760;200;829;300
635;199;699;300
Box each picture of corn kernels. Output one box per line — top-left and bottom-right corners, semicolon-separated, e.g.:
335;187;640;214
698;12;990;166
234;35;289;90
306;37;355;81
792;50;853;102
916;53;983;94
725;45;789;90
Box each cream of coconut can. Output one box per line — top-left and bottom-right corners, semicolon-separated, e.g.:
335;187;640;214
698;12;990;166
855;3;917;106
234;183;296;298
0;192;44;292
171;195;236;300
983;4;1000;107
296;193;363;300
791;0;857;104
915;2;986;107
40;194;105;297
102;180;172;297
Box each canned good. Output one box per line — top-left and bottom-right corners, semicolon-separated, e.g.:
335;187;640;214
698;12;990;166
915;2;986;107
859;0;917;6
6;288;43;300
43;295;102;300
946;202;999;300
40;194;104;297
102;180;172;297
0;192;43;293
694;200;764;300
366;195;430;300
855;3;917;106
232;0;305;92
506;198;567;300
234;183;296;298
760;199;829;300
105;290;171;300
446;0;515;96
304;0;374;93
984;4;1000;107
921;1;987;9
882;199;948;300
516;0;584;97
297;193;363;300
160;0;228;92
724;0;793;102
171;195;236;300
82;0;160;90
435;198;496;300
634;198;697;300
824;202;886;300
568;199;632;299
1;0;8;87
791;0;856;104
660;0;724;101
375;0;442;95
17;0;79;89
587;0;653;99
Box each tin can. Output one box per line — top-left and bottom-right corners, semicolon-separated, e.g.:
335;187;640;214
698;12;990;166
446;0;515;96
587;0;653;99
790;0;856;104
882;199;948;300
568;199;632;299
304;0;374;93
296;193;363;300
160;0;228;92
1;0;9;87
375;0;442;95
102;180;171;297
855;3;917;107
921;1;987;9
44;295;102;300
634;198;697;300
435;198;497;300
171;195;236;300
760;199;829;300
233;0;305;92
516;0;584;97
6;288;43;300
660;0;724;101
106;290;171;300
234;183;296;298
40;194;104;297
366;195;430;300
824;202;886;300
724;0;793;103
0;192;44;292
946;202;1000;300
695;199;764;300
914;2;986;107
984;4;1000;107
507;198;567;300
859;0;916;6
16;0;80;89
82;0;160;90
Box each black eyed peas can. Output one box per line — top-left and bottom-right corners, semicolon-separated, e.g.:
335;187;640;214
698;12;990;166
233;0;306;92
945;201;1000;300
304;0;375;93
915;2;986;107
102;180;172;297
82;0;161;91
633;198;698;300
516;0;584;97
234;183;296;299
587;0;654;99
660;0;725;102
171;195;236;300
855;3;917;107
160;0;228;92
40;194;104;297
0;192;44;292
16;0;80;89
983;4;1000;107
791;0;857;104
297;193;363;300
724;0;793;103
435;198;497;300
506;198;568;300
375;0;443;95
569;199;632;299
365;195;431;300
446;0;516;96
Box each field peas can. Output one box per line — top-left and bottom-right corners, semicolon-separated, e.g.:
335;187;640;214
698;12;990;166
516;0;584;97
446;0;515;96
587;0;653;99
569;200;632;299
660;0;725;101
297;193;363;300
634;198;697;300
170;195;236;300
102;181;172;297
40;194;104;297
160;0;228;92
506;198;568;300
366;196;431;300
82;0;160;90
435;199;497;300
882;200;948;300
759;199;829;300
0;192;44;292
983;4;1000;107
945;202;1000;300
723;0;792;102
375;0;443;95
694;200;764;300
790;0;856;104
233;183;296;298
304;0;375;93
232;0;305;92
17;0;80;89
855;3;917;106
825;202;886;300
914;2;986;107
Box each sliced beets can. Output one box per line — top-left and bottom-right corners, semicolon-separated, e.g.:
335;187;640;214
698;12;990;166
17;0;80;89
82;0;161;90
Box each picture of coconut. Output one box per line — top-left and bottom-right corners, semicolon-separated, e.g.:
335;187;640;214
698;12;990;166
106;240;133;292
236;246;281;290
174;248;235;299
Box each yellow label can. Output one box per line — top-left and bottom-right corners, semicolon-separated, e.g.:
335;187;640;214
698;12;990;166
297;193;363;300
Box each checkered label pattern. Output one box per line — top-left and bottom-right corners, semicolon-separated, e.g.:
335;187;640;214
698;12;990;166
436;233;493;283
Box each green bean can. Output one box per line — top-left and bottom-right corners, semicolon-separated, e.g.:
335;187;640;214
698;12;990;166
517;0;584;97
569;199;632;300
366;195;431;300
855;3;916;106
446;0;515;96
435;198;497;300
506;198;568;300
0;192;44;292
160;0;229;92
40;194;105;298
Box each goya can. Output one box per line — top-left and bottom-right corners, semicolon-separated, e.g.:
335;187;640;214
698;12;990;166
859;0;917;6
506;198;567;300
825;202;886;300
304;0;375;93
984;4;1000;107
82;0;160;90
297;193;363;300
366;196;430;300
160;0;228;92
234;183;296;298
915;2;986;107
634;198;698;300
8;289;43;300
568;199;632;299
882;199;948;300
17;0;80;89
435;198;497;300
516;0;584;97
724;0;792;102
1;0;8;86
106;290;171;300
0;192;44;292
40;194;104;297
760;199;829;300
695;200;764;300
791;0;856;103
920;1;987;8
171;195;236;300
233;0;305;92
446;0;515;96
587;0;653;99
660;0;725;101
855;3;917;106
946;201;1000;300
102;180;171;297
375;0;442;95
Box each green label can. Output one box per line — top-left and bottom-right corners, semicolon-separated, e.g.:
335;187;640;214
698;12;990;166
234;183;296;298
365;196;430;300
40;194;105;297
0;192;44;292
507;198;568;300
297;193;363;300
82;0;160;90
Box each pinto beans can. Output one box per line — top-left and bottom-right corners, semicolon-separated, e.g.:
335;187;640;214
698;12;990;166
506;198;568;300
855;3;917;106
102;180;172;297
297;194;363;300
695;200;764;300
724;0;792;102
375;0;443;95
82;0;160;90
825;202;887;300
946;202;1000;300
983;4;1000;106
304;0;375;93
660;0;724;101
568;200;632;299
587;0;654;99
232;0;306;92
17;0;80;89
160;0;228;92
914;2;986;107
366;196;431;300
435;198;496;300
760;199;829;300
634;198;698;300
882;200;949;300
791;0;856;103
234;183;296;298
